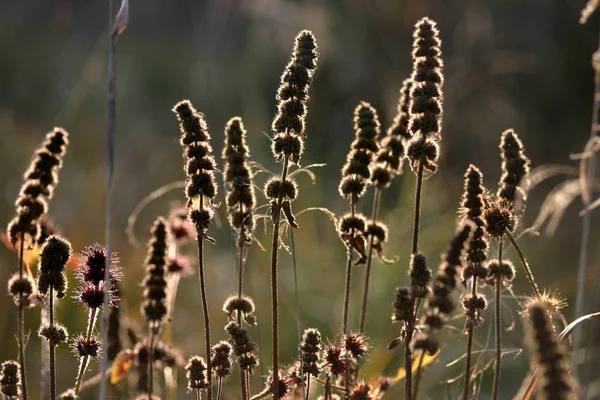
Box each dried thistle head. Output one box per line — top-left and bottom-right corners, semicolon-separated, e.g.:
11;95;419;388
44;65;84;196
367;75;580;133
349;382;373;400
72;335;101;358
300;328;322;377
483;200;515;240
223;117;256;243
39;324;68;347
225;321;259;374
525;303;577;400
223;295;257;325
339;102;380;202
520;291;567;323
7;273;35;307
486;259;516;286
141;218;169;333
343;332;369;360
185;355;208;392
324;345;351;377
74;243;120;310
211;341;233;378
58;389;78;400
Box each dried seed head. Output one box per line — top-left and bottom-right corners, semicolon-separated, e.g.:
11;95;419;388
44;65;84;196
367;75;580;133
186;355;208;392
168;206;195;243
325;345;350;377
79;244;120;286
142;218;169;333
483;202;514;240
0;360;21;398
188;207;215;233
486;259;516;286
366;221;388;244
338;175;367;201
462;293;488;327
498;129;530;206
344;332;369;359
8;273;35;306
349;382;373;400
75;282;117;309
265;372;291;400
211;341;233;378
406;134;439;174
39;324;68;346
410;332;439;355
37;235;71;298
408;252;432;298
380;78;413;175
73;335;101;358
526;303;577;400
338;213;367;236
265;177;298;201
392;287;412;322
58;389;78;400
225;321;259;374
223;295;257;325
300;328;322;377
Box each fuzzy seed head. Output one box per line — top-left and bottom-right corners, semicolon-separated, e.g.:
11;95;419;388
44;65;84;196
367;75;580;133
186;355;208;392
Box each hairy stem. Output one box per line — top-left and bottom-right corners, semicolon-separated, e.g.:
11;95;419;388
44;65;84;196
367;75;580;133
359;188;382;333
148;331;155;400
406;161;424;400
463;277;477;400
75;308;98;394
491;241;503;400
505;230;540;299
270;156;289;399
49;286;56;400
217;377;223;400
196;194;212;400
17;239;28;400
237;232;248;400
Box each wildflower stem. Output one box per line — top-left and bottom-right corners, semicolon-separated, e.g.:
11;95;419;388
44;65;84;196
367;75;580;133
406;160;424;400
463;277;477;400
17;239;28;400
148;330;155;399
237;230;248;400
412;351;426;400
196;194;212;400
491;241;503;400
270;156;289;399
359;188;382;333
49;286;56;400
217;377;223;400
75;308;98;394
305;377;311;400
505;230;541;299
165;244;180;400
342;200;356;399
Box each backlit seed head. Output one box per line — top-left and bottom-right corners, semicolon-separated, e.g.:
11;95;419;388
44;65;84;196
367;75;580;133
73;335;101;358
211;341;233;378
483;203;514;240
406;134;439;174
39;324;68;346
410;332;439;355
185;355;208;392
0;360;21;398
392;287;411;322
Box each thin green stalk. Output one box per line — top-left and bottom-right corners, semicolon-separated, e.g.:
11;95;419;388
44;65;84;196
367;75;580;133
491;241;503;400
504;229;540;299
406;161;425;400
75;308;98;394
462;277;477;400
147;331;155;399
49;286;56;400
270;156;290;399
196;193;212;400
359;188;382;333
17;239;28;400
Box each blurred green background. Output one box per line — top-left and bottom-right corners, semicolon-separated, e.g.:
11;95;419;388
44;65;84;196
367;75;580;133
1;1;599;399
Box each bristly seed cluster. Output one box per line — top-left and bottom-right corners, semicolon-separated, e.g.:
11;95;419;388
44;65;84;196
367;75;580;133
406;18;443;174
141;218;169;334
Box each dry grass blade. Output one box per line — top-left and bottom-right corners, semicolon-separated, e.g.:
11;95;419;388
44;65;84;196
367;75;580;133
288;163;327;184
529;179;580;236
111;0;129;37
572;136;600;205
518;311;600;400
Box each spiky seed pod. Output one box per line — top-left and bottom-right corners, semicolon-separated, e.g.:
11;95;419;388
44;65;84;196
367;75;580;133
325;345;351;377
74;244;120;310
406;18;444;174
223;117;257;242
349;382;373;400
225;322;259;374
7;128;70;248
211;341;233;378
265;176;299;202
525;303;577;400
59;389;78;400
271;31;318;167
392;286;412;323
339;102;381;201
39;324;68;346
498;129;530;207
344;332;368;359
423;221;474;330
300;328;322;377
459;166;489;282
263;372;291;400
483;201;515;240
408;252;431;298
186;356;208;392
486;259;516;286
72;335;101;358
142;218;169;333
0;360;21;398
337;213;367;236
37;235;72;298
223;295;257;325
7;273;35;306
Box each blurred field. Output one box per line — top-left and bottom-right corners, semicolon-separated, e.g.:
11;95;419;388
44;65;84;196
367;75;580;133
1;1;599;399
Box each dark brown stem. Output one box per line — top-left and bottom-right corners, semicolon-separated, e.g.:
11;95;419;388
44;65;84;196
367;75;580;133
491;241;503;400
504;229;541;299
270;156;289;399
147;331;155;399
237;229;248;400
406;161;424;400
342;200;356;399
359;188;381;333
217;377;223;400
305;376;311;400
196;389;201;400
17;239;28;400
49;286;56;400
463;277;477;400
196;196;212;400
412;351;425;400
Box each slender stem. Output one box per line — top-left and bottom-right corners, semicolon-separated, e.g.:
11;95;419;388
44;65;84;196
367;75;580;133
270;157;289;399
237;232;248;400
75;308;98;394
17;239;28;400
217;377;223;400
406;161;425;400
305;377;311;400
147;331;155;399
196;389;201;400
359;188;382;333
49;286;56;400
412;351;425;400
342;200;356;399
290;228;305;399
245;370;251;400
463;277;477;400
504;230;541;299
196;197;212;400
165;244;180;400
491;241;503;400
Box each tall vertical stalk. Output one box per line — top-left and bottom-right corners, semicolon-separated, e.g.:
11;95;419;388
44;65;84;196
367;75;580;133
462;278;477;400
17;239;28;400
197;195;212;400
491;242;503;400
237;230;248;400
75;308;98;394
505;230;540;299
147;331;155;400
359;188;382;332
49;286;56;400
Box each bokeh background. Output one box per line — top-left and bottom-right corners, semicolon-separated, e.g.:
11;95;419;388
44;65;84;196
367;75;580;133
1;1;600;399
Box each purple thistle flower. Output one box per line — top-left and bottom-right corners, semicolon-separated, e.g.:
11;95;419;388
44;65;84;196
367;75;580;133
78;244;121;285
